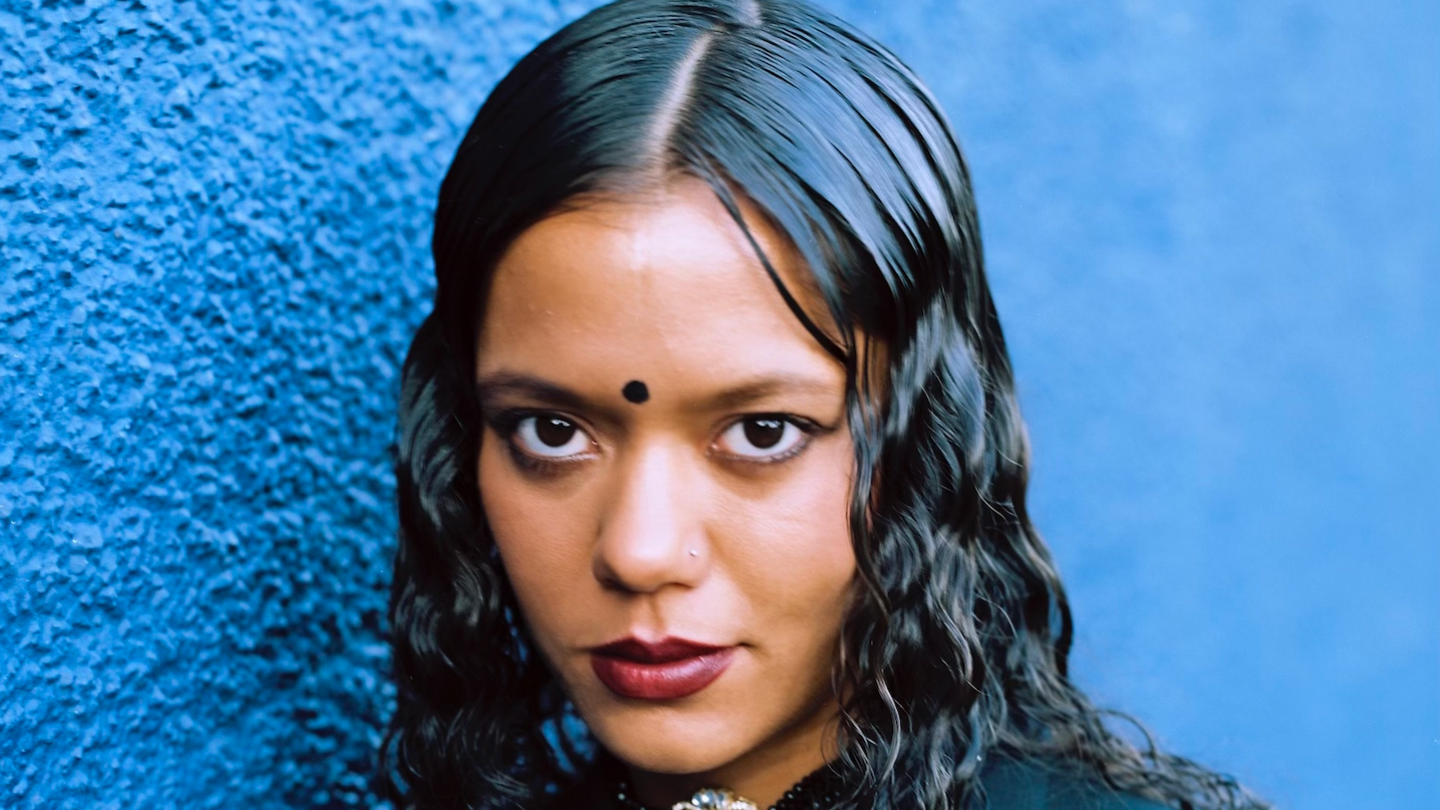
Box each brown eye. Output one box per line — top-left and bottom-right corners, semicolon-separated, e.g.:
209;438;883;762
514;415;591;458
715;416;809;461
743;418;785;449
535;416;576;447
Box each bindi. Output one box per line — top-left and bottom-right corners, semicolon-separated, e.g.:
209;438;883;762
622;380;650;404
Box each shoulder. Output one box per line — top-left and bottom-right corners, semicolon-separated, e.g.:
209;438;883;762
977;755;1173;810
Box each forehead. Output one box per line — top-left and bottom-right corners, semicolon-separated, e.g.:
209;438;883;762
475;180;841;399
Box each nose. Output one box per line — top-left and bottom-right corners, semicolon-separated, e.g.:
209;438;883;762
593;441;707;594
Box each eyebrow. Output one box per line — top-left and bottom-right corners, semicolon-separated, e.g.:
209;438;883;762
704;374;841;411
473;371;841;416
475;372;600;414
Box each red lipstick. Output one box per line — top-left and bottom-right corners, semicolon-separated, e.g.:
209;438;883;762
590;637;736;700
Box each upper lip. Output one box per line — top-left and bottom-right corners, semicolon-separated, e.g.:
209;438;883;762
591;636;730;663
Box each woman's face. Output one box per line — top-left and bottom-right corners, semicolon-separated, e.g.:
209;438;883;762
475;179;856;802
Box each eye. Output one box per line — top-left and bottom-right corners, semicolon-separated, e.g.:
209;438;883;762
512;414;593;459
714;416;810;461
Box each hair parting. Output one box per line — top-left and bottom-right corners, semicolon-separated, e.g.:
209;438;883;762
641;33;715;176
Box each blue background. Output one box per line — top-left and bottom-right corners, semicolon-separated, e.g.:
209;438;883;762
2;0;1435;807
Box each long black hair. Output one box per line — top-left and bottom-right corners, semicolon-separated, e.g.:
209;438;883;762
383;1;1266;808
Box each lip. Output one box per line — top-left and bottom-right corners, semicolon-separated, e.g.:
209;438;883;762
590;637;737;701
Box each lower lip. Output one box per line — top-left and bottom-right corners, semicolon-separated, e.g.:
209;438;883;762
590;648;737;700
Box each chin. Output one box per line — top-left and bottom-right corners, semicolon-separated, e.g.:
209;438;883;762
585;705;755;775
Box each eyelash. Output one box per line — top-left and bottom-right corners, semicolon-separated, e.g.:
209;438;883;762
482;409;827;474
711;414;823;466
485;410;593;476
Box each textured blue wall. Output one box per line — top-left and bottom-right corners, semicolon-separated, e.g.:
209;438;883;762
2;1;1435;808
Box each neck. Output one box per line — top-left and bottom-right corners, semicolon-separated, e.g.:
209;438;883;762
626;701;840;809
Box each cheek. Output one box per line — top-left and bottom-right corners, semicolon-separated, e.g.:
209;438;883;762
723;435;857;622
478;438;596;637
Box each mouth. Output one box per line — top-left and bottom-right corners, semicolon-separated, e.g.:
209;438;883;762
589;637;737;701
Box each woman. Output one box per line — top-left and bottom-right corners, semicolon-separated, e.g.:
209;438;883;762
383;1;1267;809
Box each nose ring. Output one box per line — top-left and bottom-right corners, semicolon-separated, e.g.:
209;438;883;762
688;548;700;557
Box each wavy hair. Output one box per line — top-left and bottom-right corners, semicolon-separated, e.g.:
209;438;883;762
383;1;1268;809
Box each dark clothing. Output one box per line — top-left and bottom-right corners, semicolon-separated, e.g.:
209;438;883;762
552;754;1173;810
979;757;1171;810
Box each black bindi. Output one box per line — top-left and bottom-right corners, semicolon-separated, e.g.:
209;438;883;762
622;380;650;404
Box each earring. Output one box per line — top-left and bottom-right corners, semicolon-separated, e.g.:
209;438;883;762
688;548;700;557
